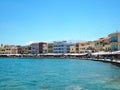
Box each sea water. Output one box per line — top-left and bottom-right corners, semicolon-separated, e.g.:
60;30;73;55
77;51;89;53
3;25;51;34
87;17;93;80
0;58;120;90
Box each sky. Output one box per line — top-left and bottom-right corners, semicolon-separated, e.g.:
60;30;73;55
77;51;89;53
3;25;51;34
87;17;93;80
0;0;120;45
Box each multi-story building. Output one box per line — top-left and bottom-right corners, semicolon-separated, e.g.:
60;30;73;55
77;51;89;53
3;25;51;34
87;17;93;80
102;37;111;51
16;46;22;54
70;45;76;53
76;42;89;53
4;45;11;54
48;43;53;53
108;32;120;51
53;41;74;53
94;37;110;52
0;45;31;54
30;43;40;54
0;44;5;54
11;46;18;54
87;41;95;52
30;42;48;54
94;38;104;52
3;45;18;54
19;46;31;54
39;42;48;54
103;44;111;52
27;46;31;54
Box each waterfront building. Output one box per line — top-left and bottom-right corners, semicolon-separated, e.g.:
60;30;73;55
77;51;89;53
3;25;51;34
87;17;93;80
48;43;53;53
53;41;74;53
39;42;48;54
70;45;76;53
0;45;31;54
0;44;5;54
3;45;18;54
94;38;104;52
102;37;111;51
76;43;79;53
19;46;31;54
103;44;111;51
11;46;18;54
30;43;40;54
108;32;120;51
16;46;22;54
87;41;96;52
94;37;110;52
4;45;12;54
76;42;89;53
30;42;48;54
27;46;31;54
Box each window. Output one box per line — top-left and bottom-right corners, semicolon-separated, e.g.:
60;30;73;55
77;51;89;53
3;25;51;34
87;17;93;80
111;36;118;42
112;44;118;51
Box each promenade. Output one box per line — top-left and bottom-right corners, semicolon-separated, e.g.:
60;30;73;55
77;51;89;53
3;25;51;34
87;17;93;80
0;51;120;65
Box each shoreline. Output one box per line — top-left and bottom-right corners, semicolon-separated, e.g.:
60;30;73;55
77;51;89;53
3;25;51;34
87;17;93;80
0;54;120;67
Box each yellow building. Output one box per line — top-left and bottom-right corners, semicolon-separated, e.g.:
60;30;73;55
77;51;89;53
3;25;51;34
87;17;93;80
76;42;89;53
70;46;76;53
48;43;53;53
0;45;5;54
87;41;96;52
94;37;110;52
94;38;104;52
103;44;111;51
4;45;18;54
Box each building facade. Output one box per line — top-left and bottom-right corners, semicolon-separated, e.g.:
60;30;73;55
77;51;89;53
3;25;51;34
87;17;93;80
30;43;40;54
30;42;48;54
108;32;120;51
87;41;95;52
39;42;48;54
94;38;104;52
70;45;76;53
94;37;110;52
0;44;5;54
3;45;18;54
48;43;53;53
19;46;31;54
53;41;74;53
76;42;89;53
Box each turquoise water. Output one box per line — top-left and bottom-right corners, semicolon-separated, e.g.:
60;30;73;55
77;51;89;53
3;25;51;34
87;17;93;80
0;58;120;90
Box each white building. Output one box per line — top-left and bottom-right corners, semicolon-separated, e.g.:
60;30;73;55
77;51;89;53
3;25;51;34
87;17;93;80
53;41;75;53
